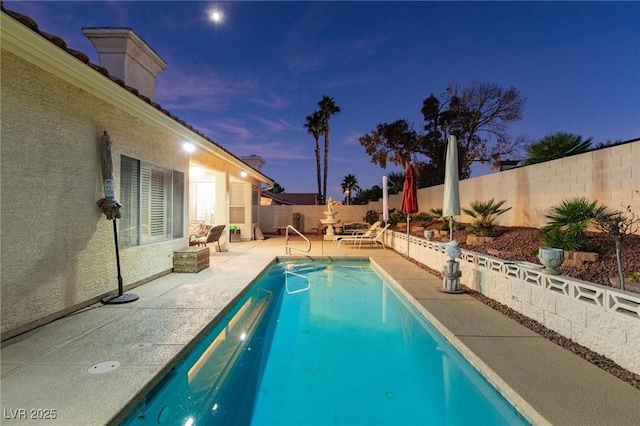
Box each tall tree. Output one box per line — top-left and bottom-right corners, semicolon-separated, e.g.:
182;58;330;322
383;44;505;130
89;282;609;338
359;119;419;169
304;110;324;203
353;184;383;205
523;132;593;165
271;182;285;193
359;81;526;185
340;174;360;205
318;96;341;204
386;171;405;195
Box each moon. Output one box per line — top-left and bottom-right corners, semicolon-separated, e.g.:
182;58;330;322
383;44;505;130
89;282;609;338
209;10;223;23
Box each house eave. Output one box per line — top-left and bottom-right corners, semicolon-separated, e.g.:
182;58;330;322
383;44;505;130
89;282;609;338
1;11;273;186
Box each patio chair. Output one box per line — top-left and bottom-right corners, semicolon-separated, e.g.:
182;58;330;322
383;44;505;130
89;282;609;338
190;224;226;251
189;223;213;245
333;221;382;246
337;224;390;249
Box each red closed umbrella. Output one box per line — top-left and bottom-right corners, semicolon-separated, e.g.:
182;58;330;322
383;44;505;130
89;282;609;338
400;164;419;254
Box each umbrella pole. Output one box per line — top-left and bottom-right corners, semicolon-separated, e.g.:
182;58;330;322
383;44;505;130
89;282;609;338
113;219;124;295
449;217;453;241
102;219;139;304
407;215;410;255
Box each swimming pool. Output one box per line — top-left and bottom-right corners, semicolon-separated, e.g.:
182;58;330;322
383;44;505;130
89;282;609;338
123;260;530;425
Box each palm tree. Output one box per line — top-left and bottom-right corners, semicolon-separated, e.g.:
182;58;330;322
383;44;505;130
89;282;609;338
304;110;324;204
341;174;360;205
386;171;405;195
541;197;606;251
318;96;341;205
523;132;593;165
462;199;512;237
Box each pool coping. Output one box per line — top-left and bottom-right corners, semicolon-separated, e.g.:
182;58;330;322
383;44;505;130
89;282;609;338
370;259;549;426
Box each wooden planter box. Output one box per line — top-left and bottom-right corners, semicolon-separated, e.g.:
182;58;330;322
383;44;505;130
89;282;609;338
173;247;210;273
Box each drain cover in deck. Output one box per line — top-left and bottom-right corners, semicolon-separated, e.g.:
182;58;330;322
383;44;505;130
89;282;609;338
88;360;121;374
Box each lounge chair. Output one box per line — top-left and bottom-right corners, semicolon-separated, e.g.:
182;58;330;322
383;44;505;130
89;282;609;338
337;224;390;249
333;221;382;246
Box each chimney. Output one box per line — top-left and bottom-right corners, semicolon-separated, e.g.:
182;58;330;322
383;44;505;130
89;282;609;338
241;155;265;171
82;28;167;101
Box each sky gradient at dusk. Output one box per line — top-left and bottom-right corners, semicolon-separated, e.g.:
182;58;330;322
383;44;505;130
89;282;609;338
7;1;639;201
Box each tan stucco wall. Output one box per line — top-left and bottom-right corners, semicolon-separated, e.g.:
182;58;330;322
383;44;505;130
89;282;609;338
0;50;193;339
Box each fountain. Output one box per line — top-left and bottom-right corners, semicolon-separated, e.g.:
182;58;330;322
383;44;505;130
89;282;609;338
320;197;341;240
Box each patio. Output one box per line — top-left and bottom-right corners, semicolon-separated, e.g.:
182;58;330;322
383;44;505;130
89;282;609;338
1;235;639;425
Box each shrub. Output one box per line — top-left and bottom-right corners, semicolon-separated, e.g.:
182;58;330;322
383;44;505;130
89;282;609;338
594;196;640;291
364;210;379;225
462;199;511;237
540;197;607;251
412;211;433;226
388;209;406;226
628;272;640;283
427;208;453;231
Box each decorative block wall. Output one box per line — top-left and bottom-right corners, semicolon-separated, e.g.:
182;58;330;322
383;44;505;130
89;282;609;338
387;230;640;376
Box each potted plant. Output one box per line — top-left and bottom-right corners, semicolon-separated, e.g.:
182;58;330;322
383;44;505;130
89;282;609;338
428;208;456;238
538;247;564;275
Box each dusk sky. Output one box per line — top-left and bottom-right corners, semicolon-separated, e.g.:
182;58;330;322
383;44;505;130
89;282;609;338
7;1;639;201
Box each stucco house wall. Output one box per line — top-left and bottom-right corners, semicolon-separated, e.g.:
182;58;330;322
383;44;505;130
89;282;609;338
0;49;191;338
1;11;271;340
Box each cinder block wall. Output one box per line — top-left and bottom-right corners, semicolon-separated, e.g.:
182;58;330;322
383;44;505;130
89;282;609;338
386;231;640;376
408;141;640;229
259;201;384;234
262;141;639;232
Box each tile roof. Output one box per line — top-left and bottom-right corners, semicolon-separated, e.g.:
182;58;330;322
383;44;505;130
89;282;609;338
1;4;270;182
262;192;319;205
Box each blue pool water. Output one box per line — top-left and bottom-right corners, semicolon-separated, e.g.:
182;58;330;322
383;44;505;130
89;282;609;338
124;260;529;425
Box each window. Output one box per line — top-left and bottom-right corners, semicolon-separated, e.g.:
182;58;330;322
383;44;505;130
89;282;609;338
119;156;184;248
252;184;259;222
229;182;245;223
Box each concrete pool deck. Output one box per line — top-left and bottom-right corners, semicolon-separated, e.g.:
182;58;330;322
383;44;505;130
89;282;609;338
1;235;639;425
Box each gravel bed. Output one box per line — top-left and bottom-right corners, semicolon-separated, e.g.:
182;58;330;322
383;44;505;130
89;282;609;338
438;226;640;289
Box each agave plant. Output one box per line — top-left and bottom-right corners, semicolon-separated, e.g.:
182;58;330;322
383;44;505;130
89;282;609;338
540;197;607;251
428;208;456;231
462;199;511;237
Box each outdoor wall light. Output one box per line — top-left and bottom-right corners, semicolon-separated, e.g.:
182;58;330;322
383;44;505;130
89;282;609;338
240;170;248;178
182;142;195;153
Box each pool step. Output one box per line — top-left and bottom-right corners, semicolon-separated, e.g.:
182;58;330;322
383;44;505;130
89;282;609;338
285;263;327;275
186;290;272;410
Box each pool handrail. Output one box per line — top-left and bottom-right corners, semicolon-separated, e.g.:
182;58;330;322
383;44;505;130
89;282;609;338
284;270;311;294
285;225;311;255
